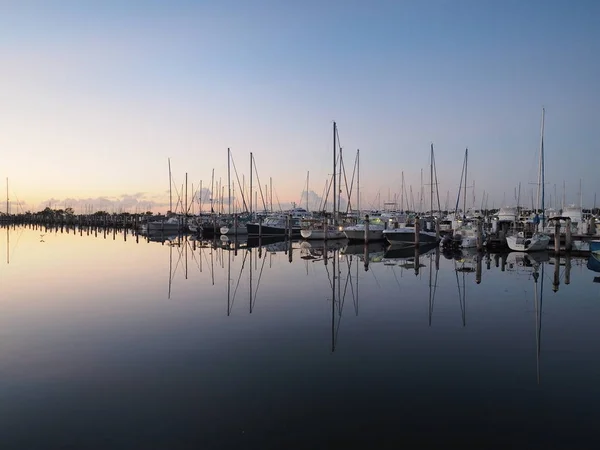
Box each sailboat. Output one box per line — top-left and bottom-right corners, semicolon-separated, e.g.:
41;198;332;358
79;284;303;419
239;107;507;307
507;108;551;252
301;123;346;240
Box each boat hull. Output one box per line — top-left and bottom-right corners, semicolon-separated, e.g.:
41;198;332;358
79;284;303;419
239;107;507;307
382;228;438;246
590;240;600;254
343;228;384;241
301;229;346;240
246;223;301;236
220;225;248;235
506;234;551;252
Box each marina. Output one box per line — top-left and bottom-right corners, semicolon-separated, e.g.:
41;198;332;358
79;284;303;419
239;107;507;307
1;224;600;447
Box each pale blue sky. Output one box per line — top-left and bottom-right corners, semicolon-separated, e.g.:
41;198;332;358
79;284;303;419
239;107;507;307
1;0;598;212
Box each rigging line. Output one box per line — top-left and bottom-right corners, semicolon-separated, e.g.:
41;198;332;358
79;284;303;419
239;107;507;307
252;246;269;309
252;156;268;212
324;261;333;291
345;256;356;305
345;151;359;214
230;250;249;312
391;265;403;290
274;189;283;212
340;262;352;316
340;152;353;214
230;151;249;212
369;264;381;289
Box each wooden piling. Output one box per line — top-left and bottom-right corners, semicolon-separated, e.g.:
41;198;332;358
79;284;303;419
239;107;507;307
414;217;420;247
364;214;370;243
565;218;572;252
565;255;571;285
287;214;292;239
554;222;561;254
552;255;560;292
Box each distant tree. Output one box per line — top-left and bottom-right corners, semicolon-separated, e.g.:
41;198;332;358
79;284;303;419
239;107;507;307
65;207;74;216
92;210;109;216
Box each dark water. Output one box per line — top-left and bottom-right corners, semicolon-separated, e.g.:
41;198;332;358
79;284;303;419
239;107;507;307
1;226;599;449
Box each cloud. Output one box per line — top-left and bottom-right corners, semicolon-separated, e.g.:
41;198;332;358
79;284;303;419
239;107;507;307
36;193;169;213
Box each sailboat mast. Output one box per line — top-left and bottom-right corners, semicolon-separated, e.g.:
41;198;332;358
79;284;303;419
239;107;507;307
168;158;172;213
228;148;231;215
463;148;468;217
357;149;360;215
538;108;546;228
249;152;253;216
430;144;434;215
306;171;309;212
270;177;273;212
210;169;215;214
333;122;337;224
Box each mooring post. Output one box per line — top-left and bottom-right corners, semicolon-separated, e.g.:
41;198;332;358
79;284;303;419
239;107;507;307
552;255;560;292
364;214;370;244
414;217;420;247
565;218;572;252
554;222;561;254
287;215;292;239
476;252;482;284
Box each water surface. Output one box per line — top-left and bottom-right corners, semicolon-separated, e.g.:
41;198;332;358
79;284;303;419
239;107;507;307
1;226;599;448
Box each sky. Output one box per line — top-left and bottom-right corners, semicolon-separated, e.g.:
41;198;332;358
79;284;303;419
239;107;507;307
1;0;599;214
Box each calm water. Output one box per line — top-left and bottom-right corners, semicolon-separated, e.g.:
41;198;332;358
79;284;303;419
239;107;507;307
1;225;599;449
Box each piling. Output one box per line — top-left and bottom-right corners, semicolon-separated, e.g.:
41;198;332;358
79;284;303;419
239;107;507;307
287;215;292;239
554;222;561;254
288;239;293;263
476;219;483;251
589;216;596;236
475;253;482;284
414;245;420;276
364;214;370;244
552;255;560;292
565;256;571;285
565;218;572;252
414;217;420;247
363;243;369;271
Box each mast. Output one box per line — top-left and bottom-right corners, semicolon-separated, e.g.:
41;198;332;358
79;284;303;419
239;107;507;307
430;144;434;216
269;177;273;212
185;172;188;215
5;177;8;216
306;171;310;212
168;158;172;213
538;108;545;229
228;148;231;215
250;152;253;217
357;149;360;215
333;121;337;224
210;169;215;214
463;148;468;218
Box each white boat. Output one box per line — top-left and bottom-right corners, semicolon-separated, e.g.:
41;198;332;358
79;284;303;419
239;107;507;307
506;231;551;252
343;221;385;241
507;108;551;253
453;219;483;248
300;218;345;240
382;226;438;246
141;216;182;233
220;224;248;235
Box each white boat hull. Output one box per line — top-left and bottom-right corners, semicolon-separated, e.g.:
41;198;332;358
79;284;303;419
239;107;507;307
506;233;551;252
301;229;346;240
220;225;248;235
343;228;384;241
